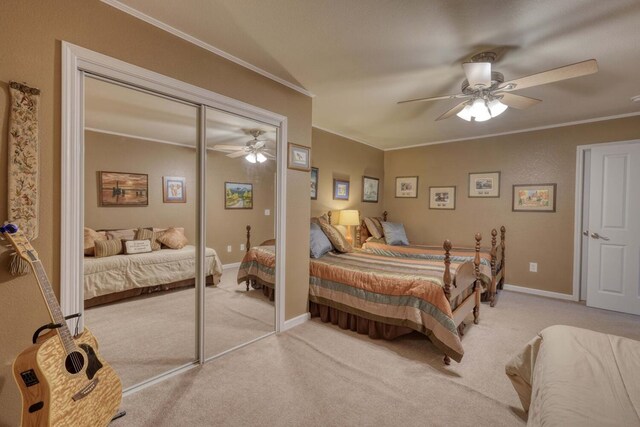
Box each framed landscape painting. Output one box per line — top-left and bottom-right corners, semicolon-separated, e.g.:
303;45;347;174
310;167;319;200
333;179;350;200
512;183;557;212
225;182;253;209
395;176;418;198
163;176;186;203
362;176;379;203
429;186;456;210
288;143;311;172
99;171;148;206
469;171;500;197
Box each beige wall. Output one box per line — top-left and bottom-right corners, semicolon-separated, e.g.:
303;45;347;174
0;1;310;423
384;115;640;295
311;128;385;224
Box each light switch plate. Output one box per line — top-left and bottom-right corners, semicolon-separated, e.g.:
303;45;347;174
264;209;270;216
529;262;538;273
226;245;232;253
240;243;246;251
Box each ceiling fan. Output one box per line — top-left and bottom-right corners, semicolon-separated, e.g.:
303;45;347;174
398;52;598;122
211;129;275;163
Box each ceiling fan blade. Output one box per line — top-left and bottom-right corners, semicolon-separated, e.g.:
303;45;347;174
212;144;243;151
462;62;492;88
436;101;468;121
498;93;542;109
263;151;276;159
397;93;468;105
227;150;247;158
500;59;598;92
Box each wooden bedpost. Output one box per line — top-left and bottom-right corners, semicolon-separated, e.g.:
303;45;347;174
328;211;332;225
246;225;251;291
443;239;453;366
383;211;388;221
473;233;482;325
489;229;498;307
500;226;506;293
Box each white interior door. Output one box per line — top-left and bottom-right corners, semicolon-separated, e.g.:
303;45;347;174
586;141;640;315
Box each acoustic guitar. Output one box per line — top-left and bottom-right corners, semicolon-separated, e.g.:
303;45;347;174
1;224;122;426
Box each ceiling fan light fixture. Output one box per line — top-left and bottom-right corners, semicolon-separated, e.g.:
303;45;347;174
456;104;473;121
245;152;257;163
469;98;491;122
256;152;267;163
487;98;508;118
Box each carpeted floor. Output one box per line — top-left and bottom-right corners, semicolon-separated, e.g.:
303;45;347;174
86;267;275;389
108;288;640;426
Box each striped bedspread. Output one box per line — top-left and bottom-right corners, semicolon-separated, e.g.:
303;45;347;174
238;246;486;362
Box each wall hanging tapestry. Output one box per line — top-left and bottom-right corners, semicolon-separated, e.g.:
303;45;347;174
7;81;40;275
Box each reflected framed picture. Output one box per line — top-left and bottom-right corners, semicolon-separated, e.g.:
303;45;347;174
333;179;350;200
163;176;186;203
469;171;500;198
225;182;253;209
288;142;311;172
512;183;556;212
310;167;319;200
395;176;418;198
99;171;148;207
429;186;456;210
362;176;379;203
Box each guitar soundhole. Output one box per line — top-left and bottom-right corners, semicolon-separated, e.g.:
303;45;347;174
64;351;85;374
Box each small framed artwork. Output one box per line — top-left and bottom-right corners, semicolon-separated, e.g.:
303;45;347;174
469;171;500;198
395;176;418;198
163;176;186;203
288;143;311;172
512;183;557;212
362;176;379;203
429;186;456;210
310;167;319;200
225;182;253;209
99;171;148;207
333;179;350;200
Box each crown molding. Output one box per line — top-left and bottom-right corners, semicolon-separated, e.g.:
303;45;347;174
312;126;381;151
101;0;314;98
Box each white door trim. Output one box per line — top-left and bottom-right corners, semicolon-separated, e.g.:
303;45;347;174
61;41;287;334
572;139;640;302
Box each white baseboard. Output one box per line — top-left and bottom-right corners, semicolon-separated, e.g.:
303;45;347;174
502;283;577;301
222;262;241;270
282;312;310;332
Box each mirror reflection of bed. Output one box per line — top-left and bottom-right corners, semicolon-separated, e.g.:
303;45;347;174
81;76;276;390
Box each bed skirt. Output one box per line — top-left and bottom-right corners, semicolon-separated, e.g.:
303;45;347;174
309;301;414;340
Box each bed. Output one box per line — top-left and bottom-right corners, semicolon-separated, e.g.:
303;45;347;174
358;211;506;307
238;223;489;364
84;245;223;307
505;325;640;426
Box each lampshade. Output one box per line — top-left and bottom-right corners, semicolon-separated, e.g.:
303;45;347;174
456;97;507;122
256;152;267;163
245;153;257;163
487;98;508;118
339;210;360;226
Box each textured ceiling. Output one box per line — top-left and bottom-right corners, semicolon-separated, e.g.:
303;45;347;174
108;0;640;149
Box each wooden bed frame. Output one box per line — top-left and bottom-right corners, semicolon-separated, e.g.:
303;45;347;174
355;211;506;307
243;214;484;364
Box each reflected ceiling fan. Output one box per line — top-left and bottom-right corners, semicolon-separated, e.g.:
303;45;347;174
398;52;598;122
211;129;275;163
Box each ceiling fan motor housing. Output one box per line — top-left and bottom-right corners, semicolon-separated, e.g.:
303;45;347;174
461;71;504;94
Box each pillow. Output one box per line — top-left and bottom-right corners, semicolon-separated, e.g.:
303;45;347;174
135;227;162;251
94;239;123;258
84;227;107;256
363;217;384;239
309;222;333;258
106;228;136;241
318;218;352;253
381;222;409;246
122;239;153;255
157;227;189;249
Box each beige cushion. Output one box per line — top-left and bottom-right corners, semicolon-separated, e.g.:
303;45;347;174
318;218;352;253
135;227;162;251
106;228;136;241
84;228;107;256
363;217;384;239
94;239;123;258
157;227;189;249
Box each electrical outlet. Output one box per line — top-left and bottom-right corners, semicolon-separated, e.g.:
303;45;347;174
529;262;538;273
226;245;232;253
264;209;270;216
240;243;246;251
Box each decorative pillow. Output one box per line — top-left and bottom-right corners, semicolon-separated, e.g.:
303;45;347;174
122;239;153;255
318;218;352;253
94;239;123;258
135;227;162;251
84;227;107;256
381;222;409;246
363;217;384;239
309;222;333;258
157;227;189;249
106;228;136;241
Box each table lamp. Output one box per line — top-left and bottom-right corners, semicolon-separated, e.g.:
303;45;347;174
339;210;360;245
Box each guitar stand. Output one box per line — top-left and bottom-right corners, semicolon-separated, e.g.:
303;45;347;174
32;313;82;344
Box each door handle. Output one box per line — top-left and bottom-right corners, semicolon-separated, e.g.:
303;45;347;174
590;232;610;241
583;230;589;236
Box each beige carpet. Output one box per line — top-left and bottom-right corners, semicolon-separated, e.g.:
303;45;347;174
108;290;640;426
86;267;274;389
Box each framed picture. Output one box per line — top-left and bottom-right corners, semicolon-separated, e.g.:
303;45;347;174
362;176;379;203
288;143;311;172
429;186;456;210
469;171;500;198
333;179;350;200
99;171;148;206
225;182;253;209
163;176;186;203
310;167;319;200
512;183;557;212
395;176;418;198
